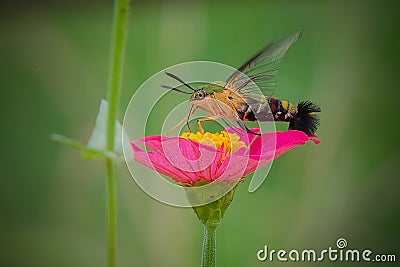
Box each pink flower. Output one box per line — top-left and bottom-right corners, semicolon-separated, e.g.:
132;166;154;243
130;129;319;186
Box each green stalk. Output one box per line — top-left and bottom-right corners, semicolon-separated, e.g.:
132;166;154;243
106;0;130;149
190;181;240;267
106;158;116;267
105;0;130;266
202;223;217;267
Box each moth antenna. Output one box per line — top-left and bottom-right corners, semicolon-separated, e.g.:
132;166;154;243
165;71;195;91
161;85;192;94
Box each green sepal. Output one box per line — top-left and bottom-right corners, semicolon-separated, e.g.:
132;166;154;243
188;180;241;226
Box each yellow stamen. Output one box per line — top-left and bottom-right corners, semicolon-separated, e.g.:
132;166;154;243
180;131;246;155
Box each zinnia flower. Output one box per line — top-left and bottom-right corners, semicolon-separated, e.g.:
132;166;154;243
131;128;319;267
130;128;319;187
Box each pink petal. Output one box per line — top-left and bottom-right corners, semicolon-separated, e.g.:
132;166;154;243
274;130;318;158
131;142;197;184
247;130;318;159
134;136;176;155
234;130;319;176
131;136;224;184
226;127;260;146
246;131;276;159
215;153;255;181
158;138;219;173
130;129;320;185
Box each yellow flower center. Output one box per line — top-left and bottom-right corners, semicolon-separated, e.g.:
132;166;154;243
180;131;246;155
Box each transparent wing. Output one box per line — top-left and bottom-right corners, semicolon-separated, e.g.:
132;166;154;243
225;31;302;99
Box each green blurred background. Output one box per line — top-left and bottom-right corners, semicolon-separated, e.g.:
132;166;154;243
1;0;399;266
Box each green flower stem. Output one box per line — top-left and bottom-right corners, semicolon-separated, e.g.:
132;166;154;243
202;223;218;267
106;0;130;150
105;0;130;267
189;181;241;267
106;158;116;267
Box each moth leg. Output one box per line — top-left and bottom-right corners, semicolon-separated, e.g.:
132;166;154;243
164;116;188;135
164;106;198;135
197;116;220;134
236;119;261;136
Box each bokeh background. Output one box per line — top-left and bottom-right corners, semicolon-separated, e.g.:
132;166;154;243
1;0;399;266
